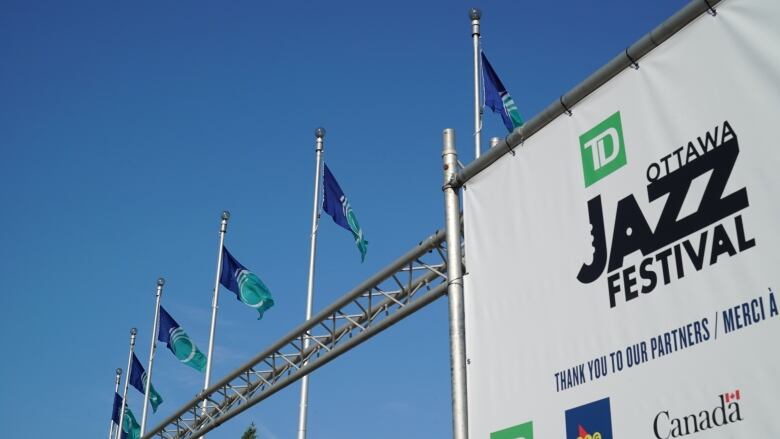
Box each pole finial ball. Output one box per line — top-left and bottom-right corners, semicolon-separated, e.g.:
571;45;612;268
469;8;481;20
116;368;122;375
221;210;230;221
157;277;165;286
315;127;326;139
130;327;137;335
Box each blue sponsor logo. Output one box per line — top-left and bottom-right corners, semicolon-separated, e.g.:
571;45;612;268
565;397;613;439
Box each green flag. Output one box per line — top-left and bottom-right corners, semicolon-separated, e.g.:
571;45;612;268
482;51;524;132
130;353;163;412
220;247;275;319
322;164;369;261
158;305;207;372
122;407;141;439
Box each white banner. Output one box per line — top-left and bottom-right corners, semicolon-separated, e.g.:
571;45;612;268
463;0;780;437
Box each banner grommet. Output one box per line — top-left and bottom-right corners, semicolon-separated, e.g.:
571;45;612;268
625;48;640;70
560;96;573;116
703;0;717;16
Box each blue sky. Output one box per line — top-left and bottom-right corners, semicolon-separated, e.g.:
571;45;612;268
0;1;685;437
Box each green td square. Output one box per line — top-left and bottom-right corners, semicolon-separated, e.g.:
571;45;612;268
491;421;533;439
579;111;627;187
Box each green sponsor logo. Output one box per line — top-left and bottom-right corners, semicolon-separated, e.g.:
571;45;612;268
579;111;627;187
491;421;533;439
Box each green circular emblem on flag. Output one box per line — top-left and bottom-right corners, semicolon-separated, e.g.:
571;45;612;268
237;269;273;309
170;327;198;363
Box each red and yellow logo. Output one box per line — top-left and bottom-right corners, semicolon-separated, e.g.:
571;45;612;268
576;425;603;439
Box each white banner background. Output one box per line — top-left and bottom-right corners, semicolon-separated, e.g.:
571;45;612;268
463;0;780;437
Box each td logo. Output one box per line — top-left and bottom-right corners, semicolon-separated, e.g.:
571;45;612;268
490;420;533;439
579;111;627;187
565;397;613;439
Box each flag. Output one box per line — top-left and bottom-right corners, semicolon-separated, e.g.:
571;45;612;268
220;246;274;319
130;353;163;412
112;392;122;425
481;51;524;132
112;393;128;439
122;406;141;439
158;305;206;372
322;164;368;261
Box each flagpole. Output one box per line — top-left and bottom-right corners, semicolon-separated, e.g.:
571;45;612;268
442;129;469;439
470;8;482;160
141;277;165;435
202;210;230;436
109;368;122;439
297;127;325;439
116;328;137;439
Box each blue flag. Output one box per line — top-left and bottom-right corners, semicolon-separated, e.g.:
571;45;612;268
322;164;368;261
129;353;163;412
112;393;128;439
112;392;122;424
481;52;524;132
220;246;274;319
158;305;207;372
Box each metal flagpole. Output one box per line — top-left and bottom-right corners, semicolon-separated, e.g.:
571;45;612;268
141;277;165;435
297;127;325;439
116;328;137;439
202;210;230;437
109;368;122;439
470;8;482;160
442;128;469;439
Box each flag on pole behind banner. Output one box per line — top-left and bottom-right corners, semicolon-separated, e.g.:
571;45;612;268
220;247;274;319
322;164;368;261
129;353;163;412
158;305;207;372
481;51;524;132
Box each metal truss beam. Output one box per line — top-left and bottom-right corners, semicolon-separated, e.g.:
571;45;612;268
144;228;451;439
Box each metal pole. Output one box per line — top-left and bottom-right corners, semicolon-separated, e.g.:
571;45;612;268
109;368;122;439
117;328;137;439
202;211;230;436
442;128;469;439
297;127;325;439
141;278;165;435
489;137;501;148
470;8;482;160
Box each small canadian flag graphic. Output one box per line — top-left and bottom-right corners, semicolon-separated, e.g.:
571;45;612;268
723;389;741;403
